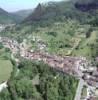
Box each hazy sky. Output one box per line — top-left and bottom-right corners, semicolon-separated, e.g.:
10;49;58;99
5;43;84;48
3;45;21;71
0;0;63;12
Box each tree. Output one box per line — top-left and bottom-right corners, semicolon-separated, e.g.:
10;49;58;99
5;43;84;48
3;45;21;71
0;42;3;49
0;89;11;100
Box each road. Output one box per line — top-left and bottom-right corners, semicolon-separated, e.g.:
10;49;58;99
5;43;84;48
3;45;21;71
74;79;85;100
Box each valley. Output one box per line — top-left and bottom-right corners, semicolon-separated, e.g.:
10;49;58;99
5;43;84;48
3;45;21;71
0;0;98;100
0;32;98;99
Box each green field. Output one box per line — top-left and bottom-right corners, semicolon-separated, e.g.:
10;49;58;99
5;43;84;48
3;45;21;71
0;60;13;84
72;31;98;59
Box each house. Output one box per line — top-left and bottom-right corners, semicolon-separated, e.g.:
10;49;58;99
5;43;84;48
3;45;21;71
92;71;98;77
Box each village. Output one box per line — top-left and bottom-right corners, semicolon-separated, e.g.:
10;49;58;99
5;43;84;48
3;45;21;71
0;36;98;100
0;24;15;32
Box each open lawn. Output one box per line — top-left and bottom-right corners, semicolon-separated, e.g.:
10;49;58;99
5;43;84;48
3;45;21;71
0;60;13;84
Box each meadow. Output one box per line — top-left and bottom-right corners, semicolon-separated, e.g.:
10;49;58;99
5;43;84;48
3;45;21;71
0;60;13;84
0;48;13;84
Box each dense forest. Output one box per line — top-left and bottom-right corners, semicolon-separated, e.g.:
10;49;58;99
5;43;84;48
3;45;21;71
0;59;78;100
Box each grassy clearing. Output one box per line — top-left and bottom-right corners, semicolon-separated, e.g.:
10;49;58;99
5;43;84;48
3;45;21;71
72;31;97;59
0;48;13;84
0;60;13;84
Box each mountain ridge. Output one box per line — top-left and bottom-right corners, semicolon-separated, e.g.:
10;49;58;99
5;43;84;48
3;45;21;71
0;8;15;24
22;0;98;26
0;8;33;24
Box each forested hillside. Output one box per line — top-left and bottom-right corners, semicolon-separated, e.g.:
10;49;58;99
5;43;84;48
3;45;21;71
0;59;78;100
12;9;33;23
23;1;98;26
